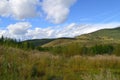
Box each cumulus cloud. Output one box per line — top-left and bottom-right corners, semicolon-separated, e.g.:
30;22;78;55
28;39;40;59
0;30;6;37
26;27;54;39
7;22;31;35
0;0;77;23
0;22;31;39
41;0;76;24
0;22;120;40
9;0;39;19
0;0;39;19
0;0;10;17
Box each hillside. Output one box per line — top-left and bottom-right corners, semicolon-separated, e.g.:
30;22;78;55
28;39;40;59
42;38;76;47
23;38;76;47
41;27;120;47
77;27;120;40
23;27;120;48
23;39;55;47
0;28;120;80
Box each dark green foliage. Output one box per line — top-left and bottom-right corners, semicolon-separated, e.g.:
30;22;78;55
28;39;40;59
21;42;35;50
0;36;35;50
24;39;55;47
0;36;17;47
90;45;114;55
36;46;50;51
48;44;115;56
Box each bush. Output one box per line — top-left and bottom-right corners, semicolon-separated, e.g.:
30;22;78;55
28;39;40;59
50;44;115;56
90;44;114;55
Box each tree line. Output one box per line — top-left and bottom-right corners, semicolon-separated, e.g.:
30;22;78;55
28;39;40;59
0;36;35;50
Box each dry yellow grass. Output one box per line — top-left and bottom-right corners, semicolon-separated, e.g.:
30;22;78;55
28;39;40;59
0;46;120;80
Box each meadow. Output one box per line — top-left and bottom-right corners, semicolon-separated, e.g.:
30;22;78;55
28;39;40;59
0;46;120;80
0;33;120;80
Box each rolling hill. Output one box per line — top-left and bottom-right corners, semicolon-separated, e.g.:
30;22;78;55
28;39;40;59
23;37;76;47
24;27;120;47
77;27;120;40
23;39;55;47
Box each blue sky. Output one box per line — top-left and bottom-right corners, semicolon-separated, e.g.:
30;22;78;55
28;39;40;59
68;0;120;24
0;0;120;39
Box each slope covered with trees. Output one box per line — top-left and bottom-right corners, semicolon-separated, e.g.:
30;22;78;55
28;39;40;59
0;36;34;50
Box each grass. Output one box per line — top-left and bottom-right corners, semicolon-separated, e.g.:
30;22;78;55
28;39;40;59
0;46;120;80
81;70;120;80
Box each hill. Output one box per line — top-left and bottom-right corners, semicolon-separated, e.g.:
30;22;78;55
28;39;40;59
41;37;76;47
23;27;120;48
42;27;120;47
23;37;76;47
77;27;120;40
23;39;55;47
0;27;120;80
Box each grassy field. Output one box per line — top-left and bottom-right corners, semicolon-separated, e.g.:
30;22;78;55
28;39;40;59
0;46;120;80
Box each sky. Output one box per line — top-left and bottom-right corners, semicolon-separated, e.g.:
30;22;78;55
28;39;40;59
0;0;120;40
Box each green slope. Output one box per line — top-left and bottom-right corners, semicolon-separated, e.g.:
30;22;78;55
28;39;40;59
24;27;120;47
77;27;120;40
42;38;76;47
42;27;120;47
23;37;75;47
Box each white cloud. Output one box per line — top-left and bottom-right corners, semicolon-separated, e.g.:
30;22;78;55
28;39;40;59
0;0;77;23
0;30;6;37
7;22;31;35
0;0;10;17
9;0;39;19
0;22;120;40
41;0;77;24
0;0;39;19
26;27;55;39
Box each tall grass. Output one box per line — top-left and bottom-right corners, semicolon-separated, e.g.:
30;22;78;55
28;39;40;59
82;70;119;80
0;46;120;80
